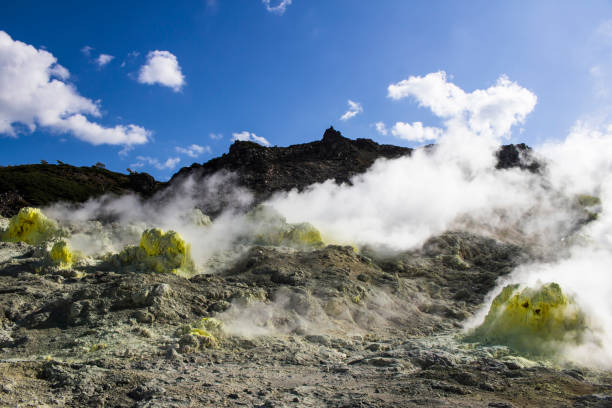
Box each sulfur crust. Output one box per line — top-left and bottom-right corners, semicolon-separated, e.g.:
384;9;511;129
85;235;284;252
50;240;73;267
117;228;196;275
468;282;586;356
1;207;58;245
248;205;324;248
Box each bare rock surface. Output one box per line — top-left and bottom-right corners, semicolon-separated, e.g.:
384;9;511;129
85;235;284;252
1;229;610;407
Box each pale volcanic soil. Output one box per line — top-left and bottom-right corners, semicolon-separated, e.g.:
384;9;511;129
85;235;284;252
1;211;611;407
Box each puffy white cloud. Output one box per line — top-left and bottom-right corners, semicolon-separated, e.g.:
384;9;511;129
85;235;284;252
387;71;537;140
375;122;388;136
131;156;181;170
231;131;271;146
268;73;541;250
0;31;150;146
391;121;442;142
96;53;114;67
137;50;185;92
340;100;363;121
209;132;223;140
262;0;292;15
175;144;211;158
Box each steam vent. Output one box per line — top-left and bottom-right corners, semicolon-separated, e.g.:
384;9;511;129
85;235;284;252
468;283;587;355
0;118;610;406
2;4;612;403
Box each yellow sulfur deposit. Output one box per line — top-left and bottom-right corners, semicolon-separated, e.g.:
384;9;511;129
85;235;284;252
468;283;586;355
176;317;223;350
189;317;223;338
248;205;324;248
284;223;324;247
1;207;58;245
117;228;195;275
50;240;73;267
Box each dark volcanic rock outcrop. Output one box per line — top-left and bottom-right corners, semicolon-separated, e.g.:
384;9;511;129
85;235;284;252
170;128;543;209
496;143;541;172
0;128;542;217
169;127;413;200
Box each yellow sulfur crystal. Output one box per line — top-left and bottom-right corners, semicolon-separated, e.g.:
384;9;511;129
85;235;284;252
2;207;57;245
468;282;586;355
50;240;73;267
117;228;195;275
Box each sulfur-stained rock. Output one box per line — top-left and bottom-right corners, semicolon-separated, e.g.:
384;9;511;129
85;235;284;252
247;205;324;248
467;282;586;355
49;240;73;267
115;228;196;276
1;207;58;245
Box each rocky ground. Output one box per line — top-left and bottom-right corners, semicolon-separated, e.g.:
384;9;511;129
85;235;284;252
0;130;606;407
1;225;611;407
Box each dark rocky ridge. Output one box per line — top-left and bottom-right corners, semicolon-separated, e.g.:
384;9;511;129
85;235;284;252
170;126;413;200
170;127;541;206
0;127;540;217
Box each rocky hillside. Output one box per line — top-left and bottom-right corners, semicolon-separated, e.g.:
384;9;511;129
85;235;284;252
0;164;160;217
170;127;413;200
0;127;539;217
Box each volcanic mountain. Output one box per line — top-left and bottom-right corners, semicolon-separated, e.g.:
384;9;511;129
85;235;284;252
0;127;537;217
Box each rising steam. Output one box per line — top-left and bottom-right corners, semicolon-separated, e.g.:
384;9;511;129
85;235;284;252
3;72;612;367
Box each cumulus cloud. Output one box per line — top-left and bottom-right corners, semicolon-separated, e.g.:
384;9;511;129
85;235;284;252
231;131;271;146
175;144;211;158
131;156;181;170
96;53;114;67
209;132;223;140
388;71;537;141
0;31;150;146
340;100;363;121
391;121;443;142
375;122;388;136
262;0;292;15
138;50;185;92
269;72;540;249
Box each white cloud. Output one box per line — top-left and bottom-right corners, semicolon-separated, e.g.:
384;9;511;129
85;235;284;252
387;71;537;140
231;131;271;146
137;50;185;92
375;122;388;136
131;156;181;170
175;144;211;158
262;0;292;14
209;132;223;140
391;121;442;142
340;100;363;121
81;45;93;56
0;31;150;146
96;53;114;67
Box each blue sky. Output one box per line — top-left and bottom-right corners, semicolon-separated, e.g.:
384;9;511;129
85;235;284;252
1;0;612;179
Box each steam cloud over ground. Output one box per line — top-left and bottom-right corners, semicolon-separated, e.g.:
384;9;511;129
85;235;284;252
7;72;612;370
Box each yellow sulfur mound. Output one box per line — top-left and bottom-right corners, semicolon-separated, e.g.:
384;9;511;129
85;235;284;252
117;228;195;275
468;283;586;355
2;207;58;245
189;317;223;338
248;205;324;248
284;223;324;247
176;317;223;350
50;240;73;267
